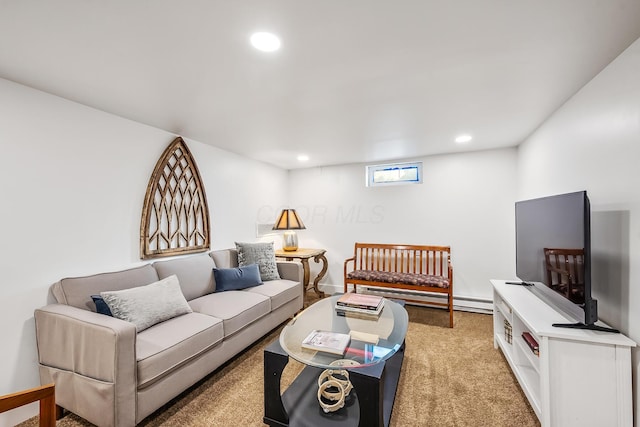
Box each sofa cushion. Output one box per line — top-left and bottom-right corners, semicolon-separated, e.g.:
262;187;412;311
153;253;216;300
52;264;160;311
210;248;239;269
346;270;450;288
136;312;224;388
101;275;193;332
235;242;281;281
244;279;301;311
189;291;270;337
213;264;262;292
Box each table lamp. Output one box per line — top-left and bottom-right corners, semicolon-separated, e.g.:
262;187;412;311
272;209;306;251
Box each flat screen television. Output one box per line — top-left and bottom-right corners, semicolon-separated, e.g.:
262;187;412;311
514;191;617;333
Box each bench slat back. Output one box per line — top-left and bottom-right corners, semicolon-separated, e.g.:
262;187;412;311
353;243;451;278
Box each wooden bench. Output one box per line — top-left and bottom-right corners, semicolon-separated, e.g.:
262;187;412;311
344;243;453;327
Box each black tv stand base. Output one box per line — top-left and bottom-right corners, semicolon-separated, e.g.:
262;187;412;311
505;281;534;286
552;322;619;333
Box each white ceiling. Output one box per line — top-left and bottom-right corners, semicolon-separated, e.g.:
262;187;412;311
2;1;640;170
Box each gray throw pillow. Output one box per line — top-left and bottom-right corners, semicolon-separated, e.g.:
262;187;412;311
235;241;281;281
101;274;193;332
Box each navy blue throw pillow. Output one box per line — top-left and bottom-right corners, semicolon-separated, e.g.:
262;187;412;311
214;264;263;292
91;295;113;316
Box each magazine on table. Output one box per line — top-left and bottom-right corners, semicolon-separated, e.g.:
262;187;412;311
301;330;351;355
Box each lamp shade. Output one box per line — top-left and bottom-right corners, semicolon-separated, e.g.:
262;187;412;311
272;209;306;230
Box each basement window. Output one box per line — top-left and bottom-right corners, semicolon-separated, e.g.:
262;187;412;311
366;161;423;187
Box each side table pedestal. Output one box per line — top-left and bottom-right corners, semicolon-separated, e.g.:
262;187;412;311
275;248;328;298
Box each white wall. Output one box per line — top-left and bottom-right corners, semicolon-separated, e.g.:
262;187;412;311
288;148;518;301
517;37;640;421
0;78;288;426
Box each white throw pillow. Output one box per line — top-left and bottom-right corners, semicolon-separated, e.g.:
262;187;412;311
101;274;192;332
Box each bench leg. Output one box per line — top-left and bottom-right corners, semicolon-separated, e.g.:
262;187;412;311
449;292;454;328
344;281;356;294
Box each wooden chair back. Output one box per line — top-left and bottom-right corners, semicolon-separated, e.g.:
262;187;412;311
0;383;56;427
543;248;585;302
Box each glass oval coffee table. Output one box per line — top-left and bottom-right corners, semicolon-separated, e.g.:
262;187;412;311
264;295;409;427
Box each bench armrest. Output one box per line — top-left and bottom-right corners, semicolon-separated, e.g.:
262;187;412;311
343;257;356;292
344;256;356;269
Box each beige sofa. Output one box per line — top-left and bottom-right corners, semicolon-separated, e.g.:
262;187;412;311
34;249;303;427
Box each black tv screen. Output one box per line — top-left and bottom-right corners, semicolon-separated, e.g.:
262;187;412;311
515;191;597;326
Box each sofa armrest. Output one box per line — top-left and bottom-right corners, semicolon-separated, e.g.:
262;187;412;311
35;304;137;382
35;304;138;426
277;261;303;284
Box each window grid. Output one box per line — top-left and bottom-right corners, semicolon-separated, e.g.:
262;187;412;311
366;161;423;187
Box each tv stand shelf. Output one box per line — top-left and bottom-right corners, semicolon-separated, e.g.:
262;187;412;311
491;280;635;427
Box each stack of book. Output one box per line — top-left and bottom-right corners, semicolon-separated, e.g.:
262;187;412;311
521;331;539;356
335;293;384;318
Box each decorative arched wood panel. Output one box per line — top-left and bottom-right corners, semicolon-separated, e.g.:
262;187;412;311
140;137;210;259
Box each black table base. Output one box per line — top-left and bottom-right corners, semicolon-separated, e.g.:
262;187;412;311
264;339;405;427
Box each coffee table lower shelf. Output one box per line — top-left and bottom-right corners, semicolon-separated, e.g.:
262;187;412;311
263;339;405;427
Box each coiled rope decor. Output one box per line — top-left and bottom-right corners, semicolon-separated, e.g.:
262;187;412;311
316;359;359;413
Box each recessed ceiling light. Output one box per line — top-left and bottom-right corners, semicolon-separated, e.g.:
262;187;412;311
250;32;281;52
297;154;309;162
455;134;472;143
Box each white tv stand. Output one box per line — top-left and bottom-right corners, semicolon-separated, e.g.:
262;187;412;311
491;280;635;427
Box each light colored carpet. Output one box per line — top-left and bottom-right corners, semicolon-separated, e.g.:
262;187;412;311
19;300;539;426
